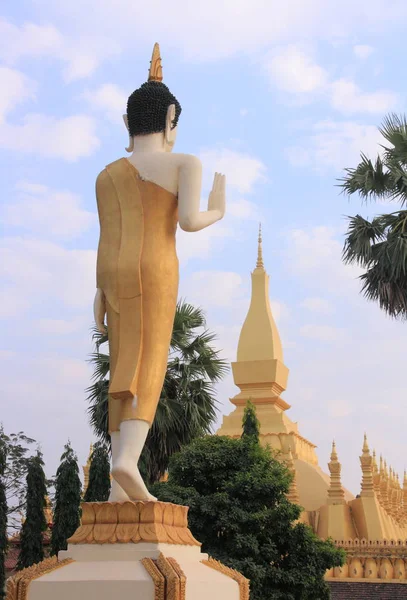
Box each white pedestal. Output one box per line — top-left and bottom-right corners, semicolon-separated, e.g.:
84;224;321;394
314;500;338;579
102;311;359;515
7;502;248;600
27;542;242;600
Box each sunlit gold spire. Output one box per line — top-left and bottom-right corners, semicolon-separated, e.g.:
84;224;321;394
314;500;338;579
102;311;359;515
360;434;374;497
327;441;345;504
229;226;289;411
256;223;264;269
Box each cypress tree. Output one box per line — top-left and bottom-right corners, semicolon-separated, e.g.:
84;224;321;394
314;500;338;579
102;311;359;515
17;451;47;570
83;442;111;502
0;444;7;599
51;442;82;556
242;400;260;442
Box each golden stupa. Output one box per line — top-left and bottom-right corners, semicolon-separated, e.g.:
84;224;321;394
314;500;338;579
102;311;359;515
217;226;407;589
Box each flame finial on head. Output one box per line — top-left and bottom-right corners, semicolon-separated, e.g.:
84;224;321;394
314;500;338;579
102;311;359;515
148;43;163;82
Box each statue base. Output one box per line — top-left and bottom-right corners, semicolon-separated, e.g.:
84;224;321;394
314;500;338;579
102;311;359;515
6;502;249;600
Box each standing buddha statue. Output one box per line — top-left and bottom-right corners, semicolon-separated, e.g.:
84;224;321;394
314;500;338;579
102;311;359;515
93;44;226;502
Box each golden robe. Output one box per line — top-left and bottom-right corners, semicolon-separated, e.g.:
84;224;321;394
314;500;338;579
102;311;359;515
96;158;178;432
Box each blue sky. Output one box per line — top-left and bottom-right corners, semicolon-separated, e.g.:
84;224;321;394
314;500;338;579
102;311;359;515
1;0;407;495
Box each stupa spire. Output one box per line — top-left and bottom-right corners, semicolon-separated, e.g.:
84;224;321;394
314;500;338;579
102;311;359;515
228;226;290;411
256;223;264;269
372;449;381;499
360;434;374;497
327;441;345;504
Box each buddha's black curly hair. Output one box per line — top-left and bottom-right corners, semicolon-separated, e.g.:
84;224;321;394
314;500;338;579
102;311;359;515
126;81;182;137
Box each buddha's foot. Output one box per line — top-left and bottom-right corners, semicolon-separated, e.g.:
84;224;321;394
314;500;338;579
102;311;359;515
112;458;157;502
108;479;131;502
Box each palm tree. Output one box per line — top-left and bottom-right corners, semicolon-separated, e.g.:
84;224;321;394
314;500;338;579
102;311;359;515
340;113;407;319
86;300;228;484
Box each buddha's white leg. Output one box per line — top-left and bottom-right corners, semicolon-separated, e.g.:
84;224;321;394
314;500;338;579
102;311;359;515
108;431;131;502
112;418;157;502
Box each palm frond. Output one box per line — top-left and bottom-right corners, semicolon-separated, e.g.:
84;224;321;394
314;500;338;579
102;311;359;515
342;215;386;267
339;154;392;201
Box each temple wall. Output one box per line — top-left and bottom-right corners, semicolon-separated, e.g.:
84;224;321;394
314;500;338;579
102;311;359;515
326;539;407;582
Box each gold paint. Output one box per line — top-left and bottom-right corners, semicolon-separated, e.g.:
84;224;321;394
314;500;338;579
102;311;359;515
156;553;181;600
148;43;163;82
6;557;73;600
167;558;186;600
96;158;178;430
141;557;165;600
201;558;250;600
68;501;200;546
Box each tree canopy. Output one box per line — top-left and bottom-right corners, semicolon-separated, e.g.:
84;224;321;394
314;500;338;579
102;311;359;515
0;427;38;531
83;442;111;503
51;442;82;555
0;444;7;599
340;113;407;319
153;432;344;600
17;451;47;570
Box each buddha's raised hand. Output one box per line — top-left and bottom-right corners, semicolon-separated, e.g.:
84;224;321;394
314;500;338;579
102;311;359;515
94;288;107;334
207;172;226;219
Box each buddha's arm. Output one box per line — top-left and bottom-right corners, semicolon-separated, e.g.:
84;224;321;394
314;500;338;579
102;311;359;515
177;155;224;232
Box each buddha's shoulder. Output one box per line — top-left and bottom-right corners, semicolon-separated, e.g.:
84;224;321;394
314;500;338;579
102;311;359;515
95;159;126;184
170;153;202;168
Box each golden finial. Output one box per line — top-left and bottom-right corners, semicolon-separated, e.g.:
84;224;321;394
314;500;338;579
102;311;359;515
372;449;378;474
331;440;338;461
256;223;264;269
148;43;163;82
362;433;369;454
328;440;345;504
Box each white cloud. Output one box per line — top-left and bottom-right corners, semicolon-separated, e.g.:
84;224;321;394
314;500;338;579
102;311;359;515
330;78;397;114
300;323;346;342
35;318;84;334
199;148;267;194
0;287;30;318
176;222;232;265
270;300;289;323
282;226;364;297
32;0;407;63
0;350;16;359
0;67;36;124
3;183;96;240
227;198;261;220
353;44;374;59
301;297;334;314
0;18;119;82
0;238;96;316
82;84;128;123
183;271;244;308
0;114;100;161
267;46;396;115
286;119;384;171
265;45;328;94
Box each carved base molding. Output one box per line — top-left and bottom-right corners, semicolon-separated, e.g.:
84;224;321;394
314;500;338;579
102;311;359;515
202;557;250;600
6;557;74;600
68;501;200;546
141;553;186;600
